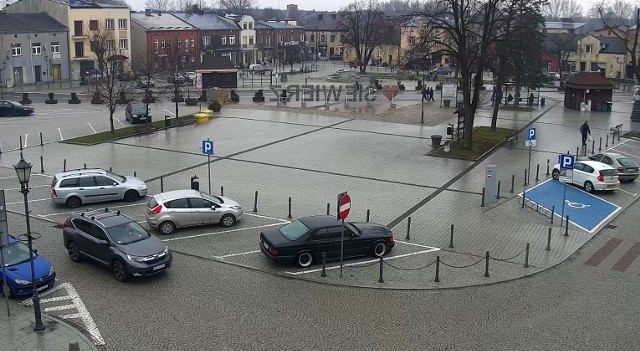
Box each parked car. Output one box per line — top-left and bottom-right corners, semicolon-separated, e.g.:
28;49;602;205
125;103;152;124
136;76;155;89
1;235;56;298
589;152;638;182
167;74;185;84
260;215;395;268
62;208;171;282
146;189;243;235
432;67;452;75
51;168;148;208
552;160;620;192
329;54;343;61
0;100;34;117
184;71;197;83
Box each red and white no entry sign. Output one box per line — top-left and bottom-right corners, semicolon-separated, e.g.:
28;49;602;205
338;193;351;220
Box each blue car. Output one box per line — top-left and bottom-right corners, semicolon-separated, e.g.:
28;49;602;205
1;236;56;298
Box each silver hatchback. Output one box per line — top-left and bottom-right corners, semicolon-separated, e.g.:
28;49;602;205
51;169;148;208
146;189;243;235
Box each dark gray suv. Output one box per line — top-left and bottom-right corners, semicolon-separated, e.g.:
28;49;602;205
62;208;171;282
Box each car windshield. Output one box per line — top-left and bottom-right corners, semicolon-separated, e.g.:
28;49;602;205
279;220;310;240
106;222;151;244
201;192;222;204
617;158;637;167
1;241;33;267
105;171;126;182
6;100;22;107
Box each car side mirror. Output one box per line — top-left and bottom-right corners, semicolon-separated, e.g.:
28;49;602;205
211;206;217;211
112;182;118;186
98;240;110;246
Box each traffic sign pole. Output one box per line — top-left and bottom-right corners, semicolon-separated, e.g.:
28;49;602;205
337;192;351;279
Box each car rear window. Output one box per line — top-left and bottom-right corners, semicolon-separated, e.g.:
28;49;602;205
147;198;158;209
51;177;58;187
59;178;79;188
279;220;310;241
600;169;618;177
617;158;637;167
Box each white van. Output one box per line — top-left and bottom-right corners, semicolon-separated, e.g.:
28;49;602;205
249;64;266;71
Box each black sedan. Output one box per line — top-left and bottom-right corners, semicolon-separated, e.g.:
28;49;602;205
260;215;395;267
0;100;34;117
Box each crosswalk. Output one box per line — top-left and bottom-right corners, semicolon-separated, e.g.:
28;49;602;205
584;238;640;273
19;282;105;346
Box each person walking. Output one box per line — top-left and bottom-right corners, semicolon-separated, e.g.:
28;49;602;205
429;87;435;101
580;121;591;146
421;85;428;102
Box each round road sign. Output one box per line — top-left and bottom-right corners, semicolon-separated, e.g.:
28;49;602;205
338;194;351;220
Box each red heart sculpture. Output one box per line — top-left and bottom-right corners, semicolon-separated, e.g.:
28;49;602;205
382;85;400;101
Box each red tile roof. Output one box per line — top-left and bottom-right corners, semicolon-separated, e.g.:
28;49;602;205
565;72;615;89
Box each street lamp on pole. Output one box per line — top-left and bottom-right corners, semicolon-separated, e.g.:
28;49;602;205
44;55;49;89
0;61;6;100
14;155;45;332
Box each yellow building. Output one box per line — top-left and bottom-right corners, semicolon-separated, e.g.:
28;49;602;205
400;17;451;69
342;44;400;67
6;0;132;80
566;35;626;79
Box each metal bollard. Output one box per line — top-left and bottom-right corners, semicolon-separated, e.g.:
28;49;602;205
599;136;602;151
68;341;80;351
564;215;569;236
550;206;555;224
535;203;539;213
253;191;258;212
40;155;44;173
510;174;515;193
605;134;609;147
366;209;370;222
546;159;550;176
134;171;137;177
576;147;579;156
320;252;327;277
220;186;224;196
40;132;43;146
434;256;441;282
19;135;23;150
448;224;454;248
496;181;501;199
535;164;539;181
378;257;384;283
326;203;330;215
524;169;528;186
109;167;112;172
160;177;164;192
481;187;485;207
288;197;292;219
405;217;411;240
591;140;595;154
63;159;66;171
484;251;490;277
83;163;86;169
546;227;552;251
611;131;615;145
522;188;526;208
524;243;530;268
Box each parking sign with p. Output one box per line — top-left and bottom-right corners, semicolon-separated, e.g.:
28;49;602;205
201;140;214;156
559;154;575;170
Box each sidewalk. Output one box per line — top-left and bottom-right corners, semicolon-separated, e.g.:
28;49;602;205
0;300;98;351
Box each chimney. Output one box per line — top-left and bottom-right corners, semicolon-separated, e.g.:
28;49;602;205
145;8;151;16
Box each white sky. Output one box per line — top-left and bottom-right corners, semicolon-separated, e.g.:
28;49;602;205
126;0;337;12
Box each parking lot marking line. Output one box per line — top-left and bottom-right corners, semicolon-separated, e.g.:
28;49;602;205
395;240;438;249
39;201;147;218
284;248;441;275
58;128;64;140
41;295;73;303
86;123;97;134
617;188;638;196
244;212;291;223
6;198;50;205
610;149;639;158
23;133;28;148
163;223;283;242
214;250;261;259
44;304;76;312
61;313;82;319
115;118;126;128
33;173;54;178
164;109;176;116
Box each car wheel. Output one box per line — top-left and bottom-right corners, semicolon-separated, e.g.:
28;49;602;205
220;214;236;227
551;169;560;180
112;260;128;282
67;242;82;262
296;251;314;268
159;221;176;235
584;181;594;193
66;196;82;208
124;190;139;202
371;241;388;258
1;282;13;299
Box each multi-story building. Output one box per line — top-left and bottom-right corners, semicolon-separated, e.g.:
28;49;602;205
0;12;70;86
342;17;400;67
303;13;345;59
256;20;306;65
172;12;240;66
230;15;257;67
5;0;131;80
131;10;199;71
566;35;627;79
400;16;452;69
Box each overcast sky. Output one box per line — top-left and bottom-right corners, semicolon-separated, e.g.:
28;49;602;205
126;0;338;12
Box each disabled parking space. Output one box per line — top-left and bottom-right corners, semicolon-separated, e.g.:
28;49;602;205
521;179;623;233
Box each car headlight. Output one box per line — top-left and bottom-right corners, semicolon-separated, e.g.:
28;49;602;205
126;254;147;262
231;206;242;210
49;266;55;277
15;279;31;285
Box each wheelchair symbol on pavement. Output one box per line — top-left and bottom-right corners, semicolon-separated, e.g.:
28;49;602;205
565;200;590;209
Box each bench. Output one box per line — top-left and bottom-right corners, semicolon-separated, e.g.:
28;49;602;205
506;133;518;146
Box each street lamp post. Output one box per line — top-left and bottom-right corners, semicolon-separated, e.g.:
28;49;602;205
14;155;45;332
0;61;6;100
45;55;49;89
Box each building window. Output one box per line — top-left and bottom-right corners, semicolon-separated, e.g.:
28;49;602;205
118;19;127;30
222;36;226;45
229;36;235;45
300;34;304;42
257;36;262;44
160;39;166;48
278;35;283;43
320;34;326;43
242;36;247;45
11;43;22;56
106;19;115;30
51;42;60;54
184;39;189;51
74;21;83;36
74;42;84;57
32;43;42;55
153;39;159;52
248;22;253;29
310;34;315;42
89;20;98;31
191;38;195;47
203;36;211;46
107;40;115;50
409;37;416;45
249;37;254;45
243;22;247;29
177;39;181;48
119;39;128;49
585;45;593;53
330;35;335;42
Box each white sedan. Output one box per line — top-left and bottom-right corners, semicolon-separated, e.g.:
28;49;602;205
552;160;619;193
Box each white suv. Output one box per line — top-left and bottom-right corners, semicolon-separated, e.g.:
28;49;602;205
51;168;148;208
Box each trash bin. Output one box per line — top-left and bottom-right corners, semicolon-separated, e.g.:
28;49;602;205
443;100;451;107
606;102;612;112
164;115;171;127
431;135;443;147
190;175;199;191
540;97;545;106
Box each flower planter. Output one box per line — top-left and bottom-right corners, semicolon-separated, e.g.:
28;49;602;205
193;112;209;123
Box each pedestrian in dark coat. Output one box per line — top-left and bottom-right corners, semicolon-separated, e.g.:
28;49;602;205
429;87;435;101
580;121;591;146
421;86;428;102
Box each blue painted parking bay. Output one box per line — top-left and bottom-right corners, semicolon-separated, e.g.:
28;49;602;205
521;179;620;233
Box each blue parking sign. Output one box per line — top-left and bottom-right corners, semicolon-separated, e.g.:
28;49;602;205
559;154;575;170
202;140;214;155
527;128;536;140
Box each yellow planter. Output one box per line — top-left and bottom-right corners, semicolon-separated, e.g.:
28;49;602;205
193;112;209;123
200;109;214;119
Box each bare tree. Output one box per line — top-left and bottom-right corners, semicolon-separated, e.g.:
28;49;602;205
339;0;398;73
596;6;640;82
145;0;172;11
218;0;255;14
174;0;194;11
541;0;582;19
132;53;161;120
545;32;577;78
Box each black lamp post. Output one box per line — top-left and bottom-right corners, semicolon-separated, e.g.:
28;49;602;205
0;61;6;100
44;55;49;89
14;154;45;332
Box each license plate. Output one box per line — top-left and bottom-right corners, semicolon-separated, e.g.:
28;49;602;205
262;241;269;250
153;264;165;270
607;184;616;188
